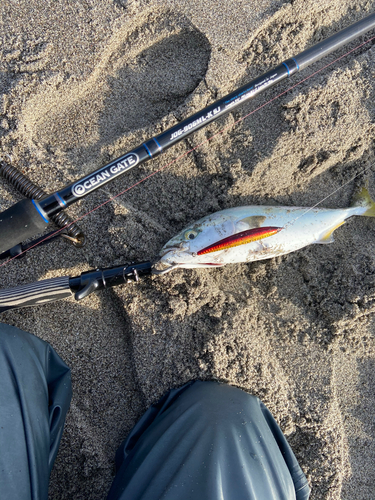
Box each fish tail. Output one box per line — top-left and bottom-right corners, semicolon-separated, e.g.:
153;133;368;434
351;186;375;217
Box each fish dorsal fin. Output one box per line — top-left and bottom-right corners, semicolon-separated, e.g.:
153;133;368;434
317;221;345;244
236;215;266;232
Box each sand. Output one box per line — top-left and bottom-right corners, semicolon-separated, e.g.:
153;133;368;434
1;0;375;498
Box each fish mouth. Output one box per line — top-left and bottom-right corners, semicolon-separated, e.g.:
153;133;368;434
153;249;184;275
154;245;193;274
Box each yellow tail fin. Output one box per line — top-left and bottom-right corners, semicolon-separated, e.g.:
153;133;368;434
351;186;375;217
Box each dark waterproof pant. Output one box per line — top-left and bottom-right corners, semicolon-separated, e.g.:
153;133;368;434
0;323;310;500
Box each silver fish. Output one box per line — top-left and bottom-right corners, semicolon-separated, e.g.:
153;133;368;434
155;187;375;273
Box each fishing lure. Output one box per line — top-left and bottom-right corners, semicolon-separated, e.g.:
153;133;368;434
1;188;374;312
155;187;375;272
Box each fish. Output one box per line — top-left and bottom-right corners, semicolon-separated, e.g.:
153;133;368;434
155;187;375;273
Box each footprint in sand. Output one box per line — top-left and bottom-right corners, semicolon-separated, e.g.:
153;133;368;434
20;11;211;169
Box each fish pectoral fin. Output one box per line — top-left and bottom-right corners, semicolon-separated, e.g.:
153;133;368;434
236;215;266;232
316;221;345;244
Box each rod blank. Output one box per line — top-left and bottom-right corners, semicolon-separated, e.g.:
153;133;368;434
1;12;375;254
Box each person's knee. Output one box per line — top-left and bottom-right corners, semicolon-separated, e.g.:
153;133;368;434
0;322;34;352
0;323;70;387
178;380;259;424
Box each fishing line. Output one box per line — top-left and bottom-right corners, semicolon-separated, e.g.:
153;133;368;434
1;33;375;268
283;162;375;230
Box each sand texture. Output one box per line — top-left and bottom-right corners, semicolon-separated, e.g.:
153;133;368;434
1;0;375;498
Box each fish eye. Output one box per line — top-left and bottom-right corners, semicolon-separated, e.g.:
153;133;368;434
184;229;198;240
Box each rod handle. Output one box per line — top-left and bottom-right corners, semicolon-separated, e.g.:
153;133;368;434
0;276;71;313
0;199;49;253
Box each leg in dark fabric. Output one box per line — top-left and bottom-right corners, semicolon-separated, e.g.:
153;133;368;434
0;323;72;500
108;380;310;500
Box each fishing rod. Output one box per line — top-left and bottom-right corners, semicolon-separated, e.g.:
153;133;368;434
0;261;152;313
1;181;375;313
0;12;375;255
